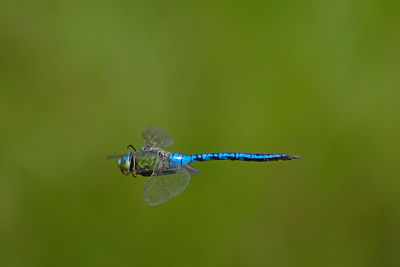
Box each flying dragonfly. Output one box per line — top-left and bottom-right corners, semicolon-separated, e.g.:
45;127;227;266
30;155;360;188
109;126;300;206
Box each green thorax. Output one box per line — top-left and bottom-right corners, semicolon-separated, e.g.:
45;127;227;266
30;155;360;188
134;150;171;176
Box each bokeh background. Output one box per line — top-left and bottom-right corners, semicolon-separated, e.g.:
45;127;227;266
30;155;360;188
1;0;399;266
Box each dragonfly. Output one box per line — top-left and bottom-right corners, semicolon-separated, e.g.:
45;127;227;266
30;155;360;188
109;126;300;206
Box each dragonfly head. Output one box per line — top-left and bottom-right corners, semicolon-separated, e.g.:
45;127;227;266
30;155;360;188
116;153;133;175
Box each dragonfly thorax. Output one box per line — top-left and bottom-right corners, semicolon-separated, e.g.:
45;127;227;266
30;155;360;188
134;150;170;177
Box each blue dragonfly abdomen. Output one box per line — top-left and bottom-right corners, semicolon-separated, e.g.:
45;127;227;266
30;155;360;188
169;152;299;167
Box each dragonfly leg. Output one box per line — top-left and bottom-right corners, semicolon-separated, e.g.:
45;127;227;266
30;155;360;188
131;172;136;178
127;144;136;151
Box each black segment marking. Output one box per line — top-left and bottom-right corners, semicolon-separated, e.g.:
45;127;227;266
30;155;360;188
190;153;297;162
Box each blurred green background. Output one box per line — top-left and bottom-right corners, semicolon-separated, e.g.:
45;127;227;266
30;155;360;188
1;0;399;266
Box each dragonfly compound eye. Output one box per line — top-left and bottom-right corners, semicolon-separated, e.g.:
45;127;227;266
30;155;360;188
117;154;131;175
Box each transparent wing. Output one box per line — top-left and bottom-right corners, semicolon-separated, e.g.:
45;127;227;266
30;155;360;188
142;126;174;148
143;166;190;206
183;164;200;176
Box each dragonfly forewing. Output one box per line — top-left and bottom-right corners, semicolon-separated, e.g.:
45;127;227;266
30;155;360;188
143;166;190;206
142;126;174;149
